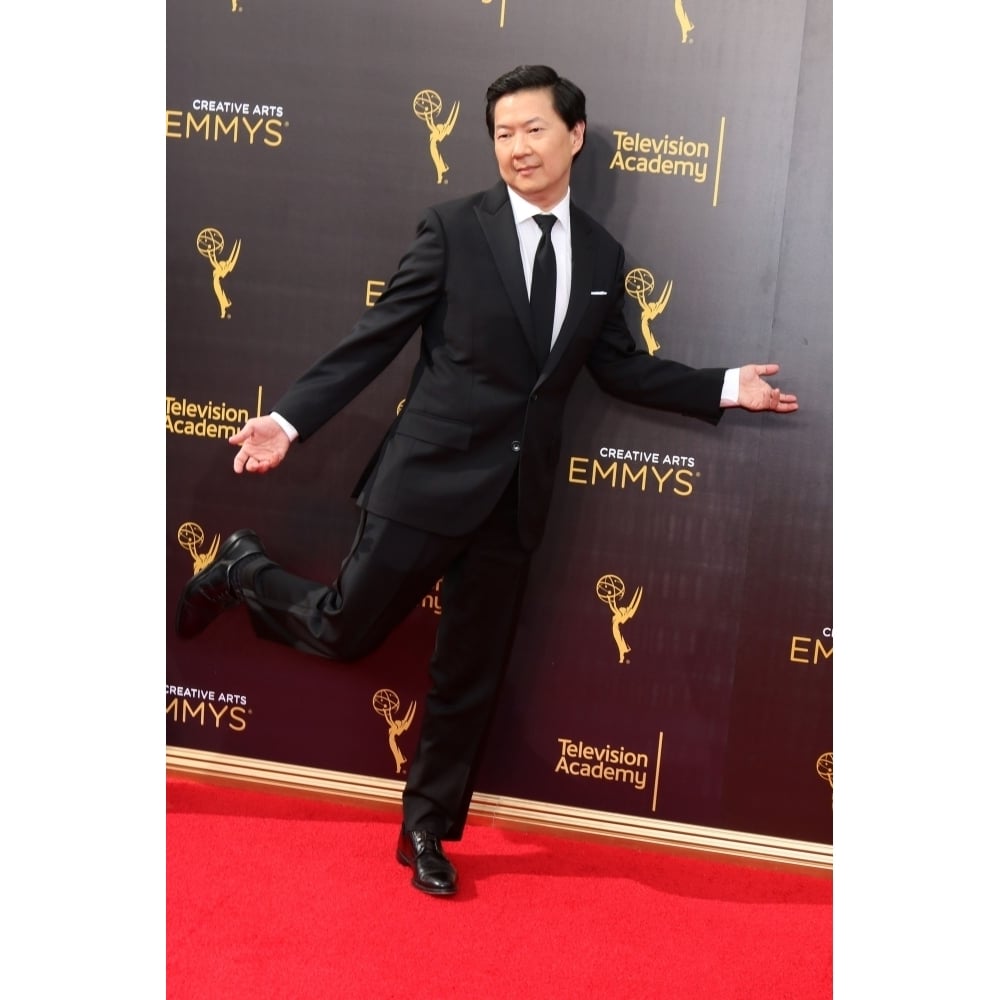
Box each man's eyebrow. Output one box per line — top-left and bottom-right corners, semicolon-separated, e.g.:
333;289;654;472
495;115;547;131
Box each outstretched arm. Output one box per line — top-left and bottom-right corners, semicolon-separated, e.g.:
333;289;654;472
736;363;798;413
229;415;292;474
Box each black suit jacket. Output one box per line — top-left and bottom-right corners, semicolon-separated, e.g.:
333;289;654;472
274;181;726;549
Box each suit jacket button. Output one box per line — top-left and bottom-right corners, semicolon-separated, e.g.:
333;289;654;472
511;440;521;452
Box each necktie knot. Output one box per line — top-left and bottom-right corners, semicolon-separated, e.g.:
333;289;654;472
533;213;557;236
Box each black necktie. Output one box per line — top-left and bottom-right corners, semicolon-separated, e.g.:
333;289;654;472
529;214;557;367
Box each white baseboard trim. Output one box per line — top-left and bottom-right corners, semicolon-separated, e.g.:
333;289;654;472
166;745;832;873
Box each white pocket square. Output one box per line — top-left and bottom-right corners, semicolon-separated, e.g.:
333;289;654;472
590;290;607;296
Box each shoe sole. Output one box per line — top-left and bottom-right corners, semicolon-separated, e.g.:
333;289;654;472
174;572;212;638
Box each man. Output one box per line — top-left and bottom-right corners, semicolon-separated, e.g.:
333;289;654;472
175;65;798;896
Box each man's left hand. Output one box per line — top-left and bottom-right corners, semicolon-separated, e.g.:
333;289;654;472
737;363;799;413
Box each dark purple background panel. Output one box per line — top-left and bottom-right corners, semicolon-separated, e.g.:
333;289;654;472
166;0;831;845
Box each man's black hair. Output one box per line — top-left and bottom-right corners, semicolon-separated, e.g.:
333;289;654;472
485;65;587;154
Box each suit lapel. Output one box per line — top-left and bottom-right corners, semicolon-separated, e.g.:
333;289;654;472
475;183;534;348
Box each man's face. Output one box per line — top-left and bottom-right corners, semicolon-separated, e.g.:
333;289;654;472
492;87;585;211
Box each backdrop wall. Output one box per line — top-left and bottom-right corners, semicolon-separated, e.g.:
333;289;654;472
166;0;832;848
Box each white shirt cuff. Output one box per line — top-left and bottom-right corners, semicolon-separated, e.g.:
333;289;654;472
270;410;299;442
720;368;740;407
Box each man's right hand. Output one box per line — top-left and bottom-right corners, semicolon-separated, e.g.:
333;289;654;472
229;416;291;474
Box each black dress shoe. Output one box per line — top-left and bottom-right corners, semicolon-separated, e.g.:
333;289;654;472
175;529;267;639
396;827;458;896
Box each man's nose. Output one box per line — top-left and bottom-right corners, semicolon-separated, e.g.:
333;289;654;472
512;132;531;157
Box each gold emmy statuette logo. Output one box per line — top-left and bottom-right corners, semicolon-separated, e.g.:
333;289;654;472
596;574;643;664
625;268;673;356
373;688;416;774
177;521;221;576
413;89;459;185
197;227;241;319
816;751;833;806
674;0;694;43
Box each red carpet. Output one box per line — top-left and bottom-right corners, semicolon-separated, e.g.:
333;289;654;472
167;776;831;999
